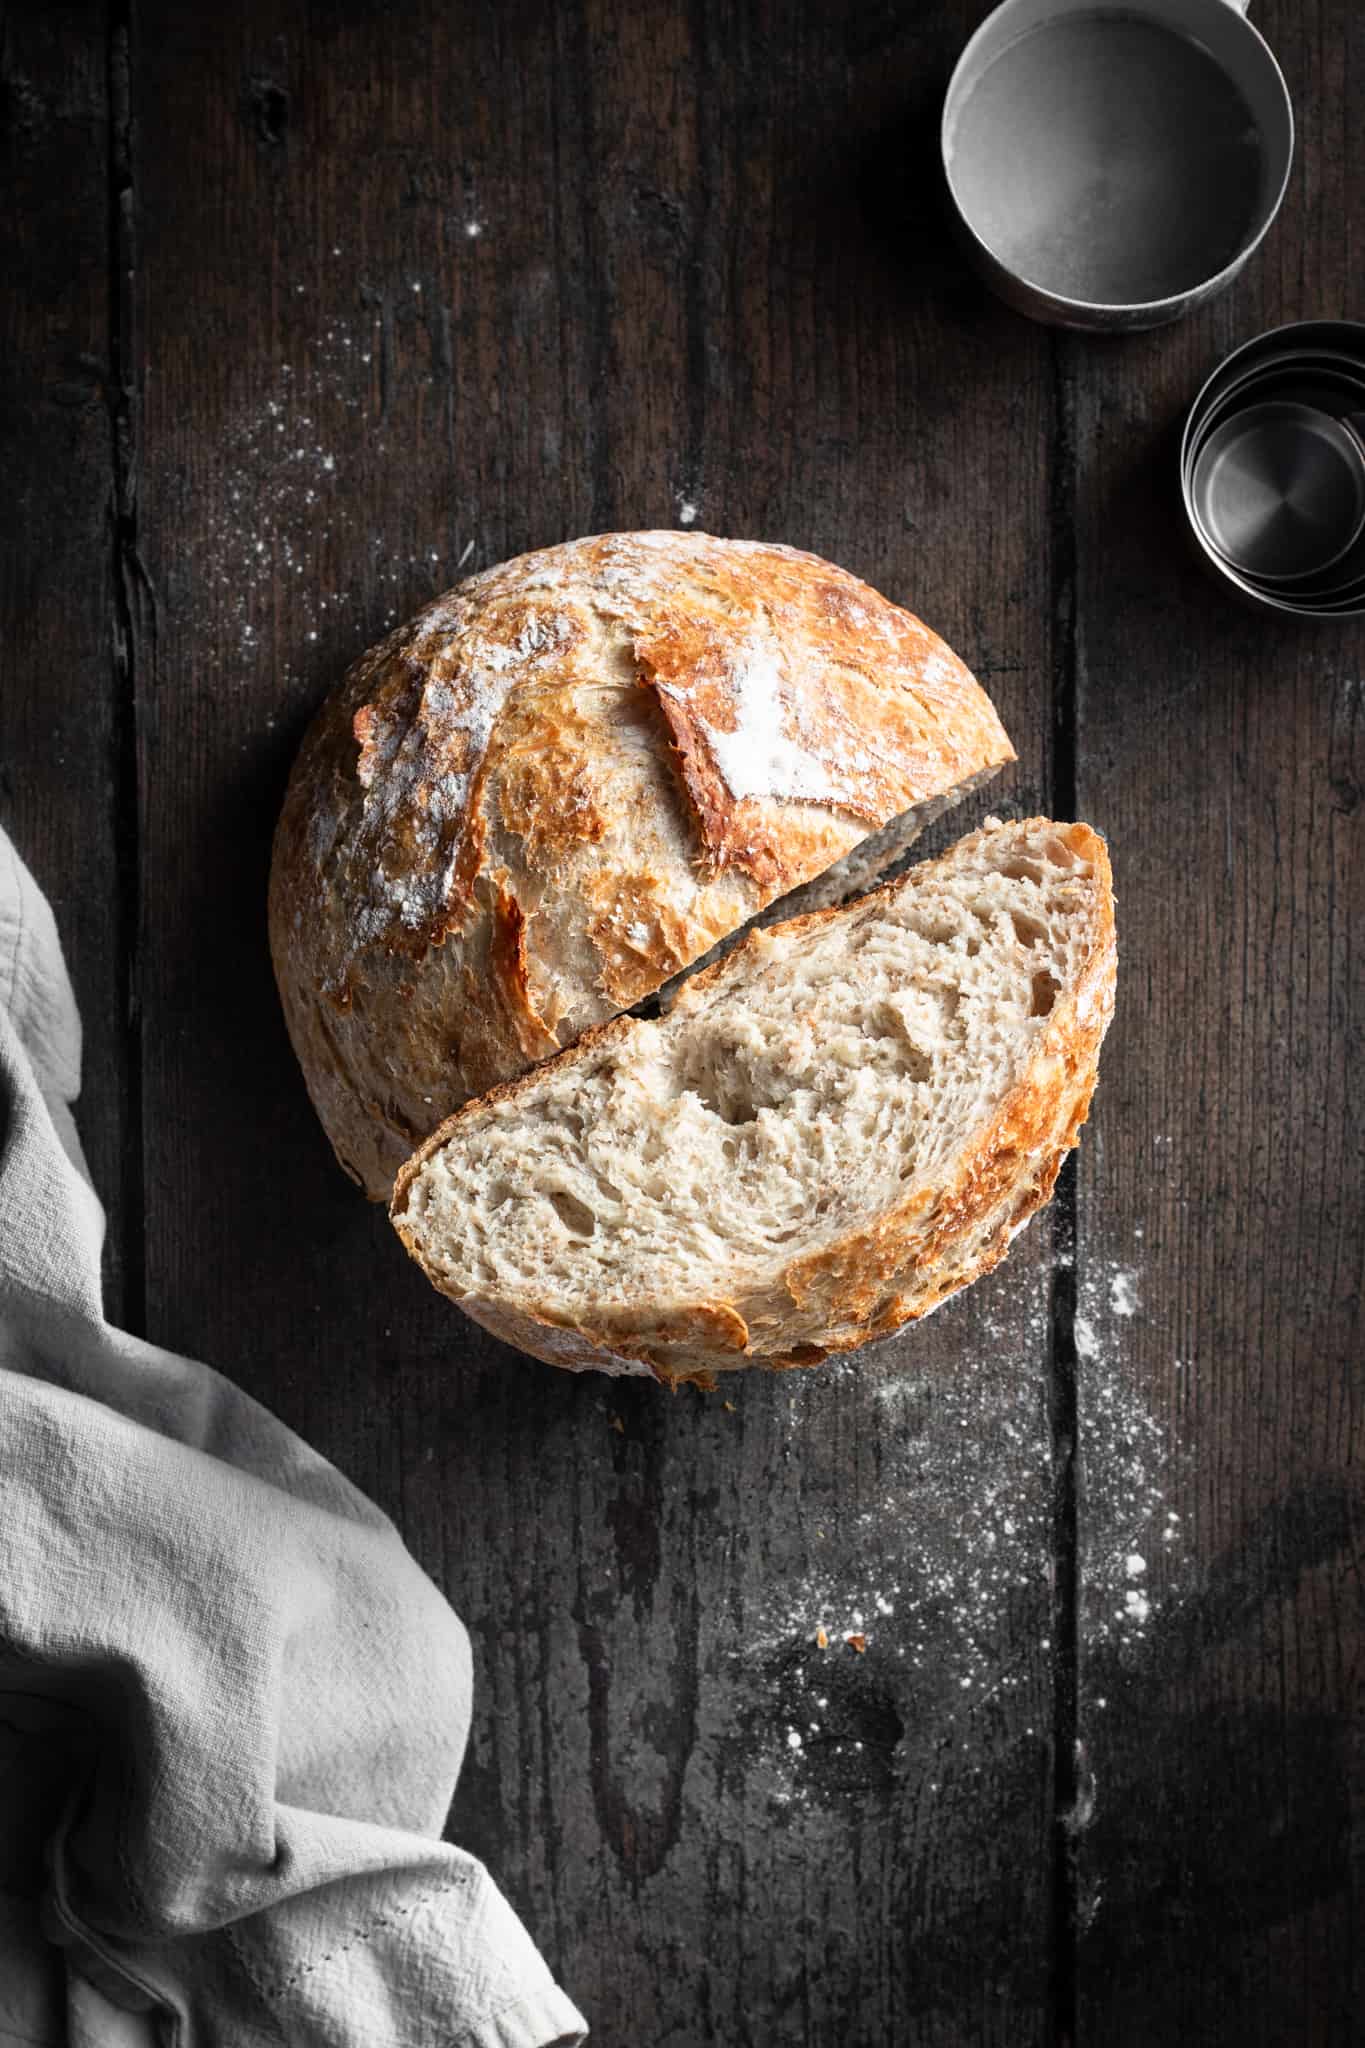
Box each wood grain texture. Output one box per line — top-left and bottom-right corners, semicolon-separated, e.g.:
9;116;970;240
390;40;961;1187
126;2;1061;2039
0;1;136;1318
5;0;1359;2041
1067;4;1365;2042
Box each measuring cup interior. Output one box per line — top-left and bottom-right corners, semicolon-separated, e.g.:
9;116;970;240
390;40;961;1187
1190;403;1365;585
942;0;1292;320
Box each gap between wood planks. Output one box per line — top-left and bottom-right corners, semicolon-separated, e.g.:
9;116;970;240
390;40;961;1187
106;0;149;1339
1048;325;1082;2048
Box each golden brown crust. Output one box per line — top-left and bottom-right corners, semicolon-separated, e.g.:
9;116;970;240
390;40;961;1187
270;533;1015;1198
390;819;1116;1381
632;545;999;887
453;1297;658;1379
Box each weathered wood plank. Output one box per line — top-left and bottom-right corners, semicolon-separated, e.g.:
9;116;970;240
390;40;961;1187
128;1;1065;2038
1068;3;1365;2040
0;2;134;1319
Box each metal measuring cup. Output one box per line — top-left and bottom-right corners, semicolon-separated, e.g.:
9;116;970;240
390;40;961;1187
1180;324;1365;618
941;0;1293;332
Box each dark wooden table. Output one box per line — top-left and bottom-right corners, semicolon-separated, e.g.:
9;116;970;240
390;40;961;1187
4;4;1361;2042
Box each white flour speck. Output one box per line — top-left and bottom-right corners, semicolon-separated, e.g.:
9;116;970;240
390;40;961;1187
677;499;698;525
919;647;960;689
1109;1269;1139;1316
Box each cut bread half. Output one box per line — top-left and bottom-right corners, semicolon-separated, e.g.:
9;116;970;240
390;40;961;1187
391;817;1116;1385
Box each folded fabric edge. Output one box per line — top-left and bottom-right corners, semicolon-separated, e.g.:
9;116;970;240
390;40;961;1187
452;1982;589;2048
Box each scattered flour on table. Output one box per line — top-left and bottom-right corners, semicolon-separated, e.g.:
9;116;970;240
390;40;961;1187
1074;1253;1182;1646
191;307;462;677
739;1239;1188;1804
1108;1267;1139;1316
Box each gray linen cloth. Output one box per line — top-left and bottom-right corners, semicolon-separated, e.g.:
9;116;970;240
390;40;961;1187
0;826;587;2048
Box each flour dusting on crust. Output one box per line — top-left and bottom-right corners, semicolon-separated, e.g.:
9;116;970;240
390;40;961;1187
671;646;843;805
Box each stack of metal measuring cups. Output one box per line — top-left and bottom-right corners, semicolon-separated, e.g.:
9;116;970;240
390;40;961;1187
1181;322;1365;620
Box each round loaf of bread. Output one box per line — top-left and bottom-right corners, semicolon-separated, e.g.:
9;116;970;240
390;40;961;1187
269;532;1015;1197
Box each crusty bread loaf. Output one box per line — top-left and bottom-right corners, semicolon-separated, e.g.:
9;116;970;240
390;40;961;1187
391;817;1116;1385
269;533;1014;1197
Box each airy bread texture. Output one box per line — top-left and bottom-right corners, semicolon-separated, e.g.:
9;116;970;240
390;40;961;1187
269;533;1014;1197
391;817;1116;1385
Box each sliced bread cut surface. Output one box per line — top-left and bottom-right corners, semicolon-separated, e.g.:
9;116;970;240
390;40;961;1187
391;817;1116;1384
